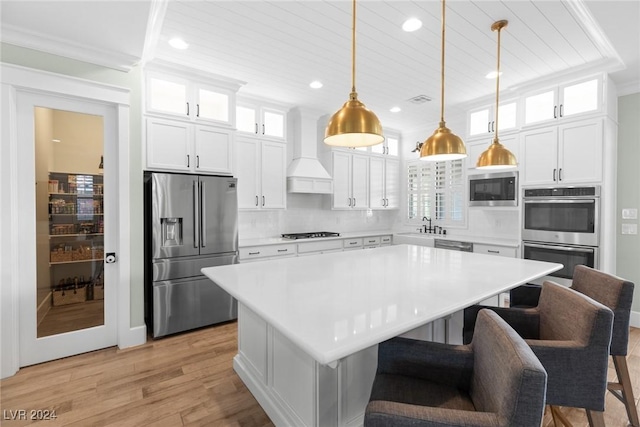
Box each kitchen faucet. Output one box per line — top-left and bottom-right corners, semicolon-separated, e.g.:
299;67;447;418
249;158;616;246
422;217;434;234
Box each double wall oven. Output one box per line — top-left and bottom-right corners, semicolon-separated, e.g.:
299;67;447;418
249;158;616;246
522;186;600;283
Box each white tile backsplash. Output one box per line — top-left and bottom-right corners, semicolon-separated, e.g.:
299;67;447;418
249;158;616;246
239;193;399;239
466;208;520;240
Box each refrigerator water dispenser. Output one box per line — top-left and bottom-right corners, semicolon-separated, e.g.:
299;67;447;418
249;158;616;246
161;217;182;246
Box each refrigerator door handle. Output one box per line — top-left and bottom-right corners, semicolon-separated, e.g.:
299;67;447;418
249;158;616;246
200;181;206;247
193;180;199;248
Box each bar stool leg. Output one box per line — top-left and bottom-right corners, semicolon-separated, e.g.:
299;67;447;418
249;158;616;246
609;355;640;427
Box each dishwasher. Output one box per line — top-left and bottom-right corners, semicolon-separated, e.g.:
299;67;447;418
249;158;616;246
434;239;473;252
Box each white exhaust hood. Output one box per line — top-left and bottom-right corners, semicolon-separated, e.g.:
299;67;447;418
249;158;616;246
286;107;333;194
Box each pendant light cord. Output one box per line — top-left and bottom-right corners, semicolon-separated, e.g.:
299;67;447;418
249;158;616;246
351;0;357;96
439;0;446;124
494;24;502;142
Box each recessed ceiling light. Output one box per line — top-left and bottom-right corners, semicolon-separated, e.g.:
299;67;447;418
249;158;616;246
310;80;323;89
485;71;503;79
169;37;189;50
402;18;422;32
390;106;401;113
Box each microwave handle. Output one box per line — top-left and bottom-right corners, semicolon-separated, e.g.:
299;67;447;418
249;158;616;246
524;242;595;253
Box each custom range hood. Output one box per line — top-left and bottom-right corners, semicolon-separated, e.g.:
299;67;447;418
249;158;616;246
286;107;333;194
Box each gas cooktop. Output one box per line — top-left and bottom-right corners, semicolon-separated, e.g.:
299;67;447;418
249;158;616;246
281;232;340;240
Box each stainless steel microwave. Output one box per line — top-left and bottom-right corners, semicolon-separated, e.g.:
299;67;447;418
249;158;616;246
469;172;518;207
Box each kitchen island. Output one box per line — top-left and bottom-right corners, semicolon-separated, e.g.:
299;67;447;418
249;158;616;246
202;244;562;427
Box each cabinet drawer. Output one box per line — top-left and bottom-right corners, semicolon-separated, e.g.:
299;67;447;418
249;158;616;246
297;240;343;254
380;235;392;245
240;243;296;260
473;244;516;258
343;238;363;249
363;236;381;246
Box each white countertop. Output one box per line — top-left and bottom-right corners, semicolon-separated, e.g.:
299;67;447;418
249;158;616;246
394;232;520;248
202;244;561;365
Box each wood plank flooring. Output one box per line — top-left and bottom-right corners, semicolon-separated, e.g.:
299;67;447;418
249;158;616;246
38;300;104;338
1;322;638;426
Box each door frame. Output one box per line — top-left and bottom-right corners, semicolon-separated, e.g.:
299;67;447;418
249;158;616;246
1;63;143;378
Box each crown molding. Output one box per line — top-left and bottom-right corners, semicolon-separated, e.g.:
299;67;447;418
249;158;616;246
1;24;140;72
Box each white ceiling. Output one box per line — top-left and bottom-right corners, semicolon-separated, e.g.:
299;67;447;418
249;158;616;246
2;0;638;132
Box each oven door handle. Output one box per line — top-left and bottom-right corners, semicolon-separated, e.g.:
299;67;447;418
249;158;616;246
523;199;596;204
524;243;595;253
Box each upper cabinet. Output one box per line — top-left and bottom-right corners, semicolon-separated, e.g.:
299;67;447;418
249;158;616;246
235;136;286;210
370;131;400;157
523;76;602;127
521;118;603;186
143;64;244;175
146;71;237;128
236;98;287;142
468;100;518;138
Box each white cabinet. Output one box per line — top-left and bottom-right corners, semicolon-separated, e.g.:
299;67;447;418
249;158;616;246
468;100;518;138
523;76;601;126
369;157;399;209
297;240;343;256
331;151;369;210
239;243;296;262
370;131;399;157
473;243;517;307
146;72;235;127
466;134;519;172
522;119;602;185
236;136;286;210
146;117;233;174
342;238;363;251
236;98;287;142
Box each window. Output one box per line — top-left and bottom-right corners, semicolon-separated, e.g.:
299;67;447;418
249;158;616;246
407;159;465;226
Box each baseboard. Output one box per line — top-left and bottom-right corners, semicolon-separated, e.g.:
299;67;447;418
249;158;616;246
630;310;640;328
118;324;147;349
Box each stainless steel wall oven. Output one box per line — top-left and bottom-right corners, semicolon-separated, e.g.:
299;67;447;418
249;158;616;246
522;186;600;281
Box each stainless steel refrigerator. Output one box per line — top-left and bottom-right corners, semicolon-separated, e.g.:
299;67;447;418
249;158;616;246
144;172;238;338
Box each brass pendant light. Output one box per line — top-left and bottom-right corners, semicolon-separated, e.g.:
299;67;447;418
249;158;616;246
476;20;517;169
324;0;384;148
420;0;466;162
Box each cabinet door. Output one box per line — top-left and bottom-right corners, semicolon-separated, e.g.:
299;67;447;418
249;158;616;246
146;117;191;171
522;127;558;185
332;151;352;209
385;158;400;209
558;119;602;184
369;157;385;209
468;107;492;137
262;107;286;140
195;85;230;124
236;138;260;209
351;154;369;209
524;89;556;126
261;142;286;209
561;78;601;119
236;104;259;135
194;126;233;175
147;75;189;118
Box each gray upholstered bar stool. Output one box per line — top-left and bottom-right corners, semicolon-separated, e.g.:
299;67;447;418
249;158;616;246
462;281;614;427
571;265;638;427
503;265;638;427
364;310;548;427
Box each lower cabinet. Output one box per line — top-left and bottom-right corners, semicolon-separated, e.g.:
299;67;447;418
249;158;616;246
239;243;296;263
473;243;518;307
297;240;343;256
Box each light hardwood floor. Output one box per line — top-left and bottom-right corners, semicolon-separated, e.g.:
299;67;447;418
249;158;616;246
1;322;638;426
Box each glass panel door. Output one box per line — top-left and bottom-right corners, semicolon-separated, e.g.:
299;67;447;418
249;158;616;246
197;87;229;122
524;90;555;124
562;79;599;117
35;108;105;338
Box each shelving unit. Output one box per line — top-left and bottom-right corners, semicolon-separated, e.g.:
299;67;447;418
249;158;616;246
48;172;105;305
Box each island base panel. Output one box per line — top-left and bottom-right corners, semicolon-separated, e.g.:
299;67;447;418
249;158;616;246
235;303;377;427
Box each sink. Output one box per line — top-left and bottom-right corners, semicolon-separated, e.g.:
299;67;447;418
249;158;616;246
393;232;436;247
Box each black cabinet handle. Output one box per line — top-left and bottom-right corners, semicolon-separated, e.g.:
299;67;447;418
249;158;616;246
558;168;563;181
553;168;557;181
559;104;563;117
255;195;259;206
553;105;557;119
186;102;190;116
197;104;200;117
187;154;190;167
196;155;200;168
